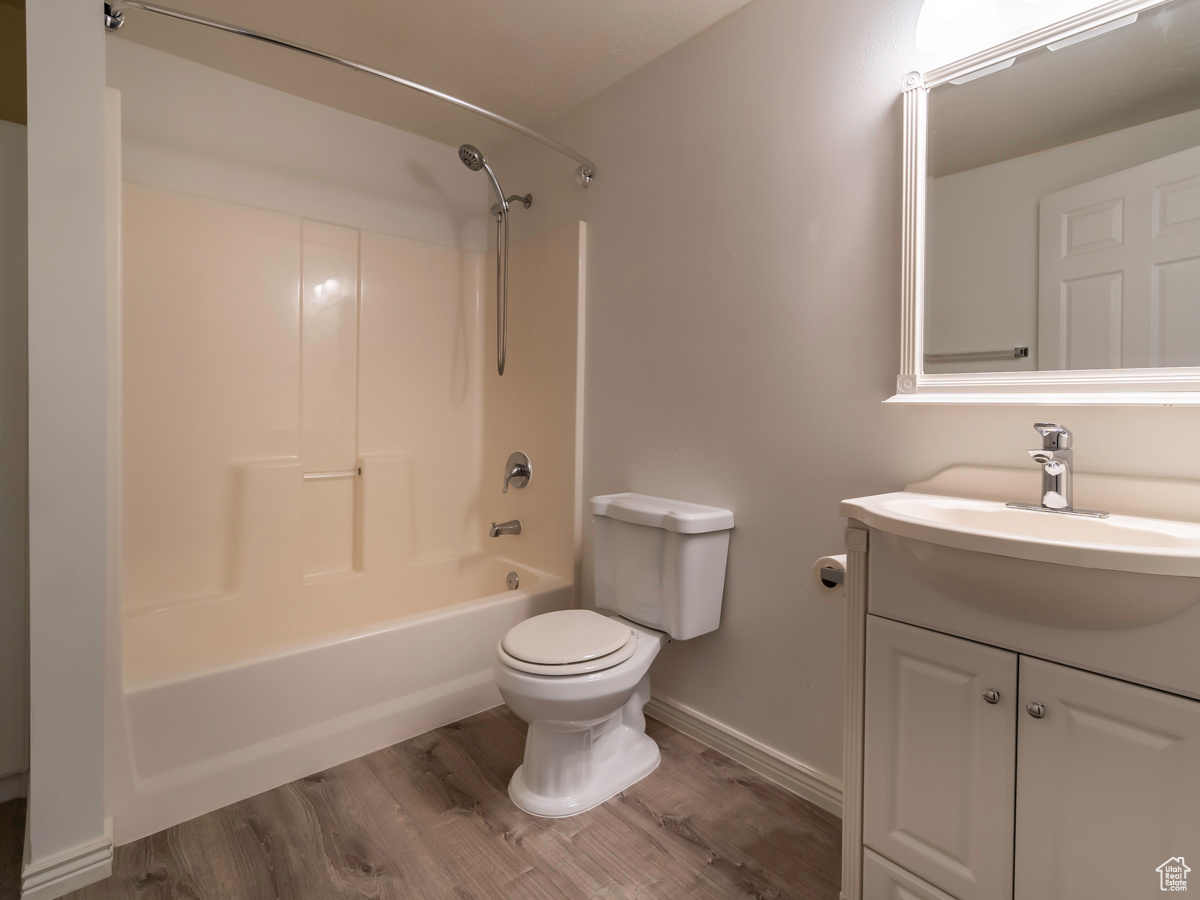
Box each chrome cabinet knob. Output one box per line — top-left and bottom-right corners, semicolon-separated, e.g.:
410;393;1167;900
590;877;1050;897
982;689;1000;704
1026;702;1047;719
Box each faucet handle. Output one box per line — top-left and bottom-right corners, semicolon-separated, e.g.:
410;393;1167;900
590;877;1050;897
503;451;532;493
1033;422;1072;450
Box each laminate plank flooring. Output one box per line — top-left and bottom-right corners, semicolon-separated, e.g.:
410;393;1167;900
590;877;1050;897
5;709;840;900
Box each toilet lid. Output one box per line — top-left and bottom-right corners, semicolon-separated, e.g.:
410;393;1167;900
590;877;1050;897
497;633;638;676
502;609;632;666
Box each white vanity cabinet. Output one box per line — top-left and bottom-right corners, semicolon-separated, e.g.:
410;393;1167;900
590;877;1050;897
863;617;1016;900
856;612;1200;900
1014;657;1200;900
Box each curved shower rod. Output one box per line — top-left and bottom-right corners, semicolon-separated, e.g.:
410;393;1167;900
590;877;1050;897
102;1;598;185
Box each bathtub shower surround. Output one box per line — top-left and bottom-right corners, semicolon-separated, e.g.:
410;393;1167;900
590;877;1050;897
110;177;584;840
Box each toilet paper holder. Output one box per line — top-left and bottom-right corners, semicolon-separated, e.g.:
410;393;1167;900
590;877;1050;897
812;554;847;598
819;566;844;588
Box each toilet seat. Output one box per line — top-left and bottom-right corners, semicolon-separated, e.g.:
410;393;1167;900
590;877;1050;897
499;609;637;676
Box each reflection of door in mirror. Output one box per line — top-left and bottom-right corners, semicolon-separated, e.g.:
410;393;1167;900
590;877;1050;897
1039;144;1200;370
922;0;1200;377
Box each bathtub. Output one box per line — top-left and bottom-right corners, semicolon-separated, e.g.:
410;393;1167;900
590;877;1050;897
109;554;571;843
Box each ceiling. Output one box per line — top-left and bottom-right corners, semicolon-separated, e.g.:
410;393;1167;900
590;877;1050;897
111;0;755;153
929;0;1200;178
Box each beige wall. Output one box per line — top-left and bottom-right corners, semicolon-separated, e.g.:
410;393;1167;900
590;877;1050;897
121;184;489;609
481;222;586;585
114;43;587;618
121;181;587;612
106;39;490;254
495;0;1200;790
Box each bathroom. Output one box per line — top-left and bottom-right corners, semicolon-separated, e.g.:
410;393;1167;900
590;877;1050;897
3;0;1199;897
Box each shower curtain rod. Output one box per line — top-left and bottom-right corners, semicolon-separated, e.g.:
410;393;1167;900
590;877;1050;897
102;1;598;185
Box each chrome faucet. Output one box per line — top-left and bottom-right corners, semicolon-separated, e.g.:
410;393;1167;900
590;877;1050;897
503;451;531;494
1006;423;1107;518
490;519;522;537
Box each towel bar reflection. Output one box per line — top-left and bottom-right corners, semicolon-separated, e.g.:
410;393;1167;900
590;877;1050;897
925;347;1029;364
303;468;361;481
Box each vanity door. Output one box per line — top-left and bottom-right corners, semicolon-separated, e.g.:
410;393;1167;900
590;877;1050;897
1014;657;1200;899
864;617;1017;900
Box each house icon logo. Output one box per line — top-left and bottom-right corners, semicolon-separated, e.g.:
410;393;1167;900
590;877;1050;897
1158;857;1190;891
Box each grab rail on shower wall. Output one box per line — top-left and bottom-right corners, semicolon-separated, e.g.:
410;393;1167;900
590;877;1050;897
102;1;599;185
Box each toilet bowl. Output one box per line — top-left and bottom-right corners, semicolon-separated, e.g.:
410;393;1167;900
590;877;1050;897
494;610;666;817
494;493;733;818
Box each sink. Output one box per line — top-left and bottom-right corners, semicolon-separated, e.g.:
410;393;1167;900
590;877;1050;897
841;491;1200;629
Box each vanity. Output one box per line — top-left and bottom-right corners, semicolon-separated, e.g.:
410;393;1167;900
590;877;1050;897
839;455;1200;900
846;0;1200;894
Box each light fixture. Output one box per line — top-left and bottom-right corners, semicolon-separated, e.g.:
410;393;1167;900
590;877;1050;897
915;0;999;53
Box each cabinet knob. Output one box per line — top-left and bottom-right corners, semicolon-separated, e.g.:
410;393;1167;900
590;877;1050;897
982;689;1000;704
1026;702;1047;719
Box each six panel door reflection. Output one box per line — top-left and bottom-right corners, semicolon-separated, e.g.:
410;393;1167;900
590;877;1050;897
1039;143;1200;370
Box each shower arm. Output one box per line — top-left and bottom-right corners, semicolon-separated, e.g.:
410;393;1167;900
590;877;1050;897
492;195;532;216
103;1;599;185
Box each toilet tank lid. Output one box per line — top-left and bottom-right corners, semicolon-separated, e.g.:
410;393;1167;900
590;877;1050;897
590;493;734;534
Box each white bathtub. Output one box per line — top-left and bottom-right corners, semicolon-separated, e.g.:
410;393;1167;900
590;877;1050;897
110;555;571;843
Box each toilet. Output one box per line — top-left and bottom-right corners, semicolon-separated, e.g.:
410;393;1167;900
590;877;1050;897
494;492;734;817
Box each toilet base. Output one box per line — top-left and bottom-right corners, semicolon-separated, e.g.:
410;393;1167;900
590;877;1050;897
508;725;660;818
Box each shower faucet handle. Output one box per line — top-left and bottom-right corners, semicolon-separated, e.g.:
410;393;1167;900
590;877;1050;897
503;451;532;493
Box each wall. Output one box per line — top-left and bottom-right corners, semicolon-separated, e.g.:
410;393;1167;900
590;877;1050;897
0;119;26;800
120;180;489;603
495;0;1200;796
925;106;1200;372
24;0;111;894
110;38;592;618
480;221;587;585
105;39;489;253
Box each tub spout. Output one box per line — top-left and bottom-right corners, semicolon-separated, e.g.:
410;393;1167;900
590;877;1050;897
490;519;522;537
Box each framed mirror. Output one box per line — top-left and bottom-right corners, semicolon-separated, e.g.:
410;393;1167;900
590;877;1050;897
895;0;1200;403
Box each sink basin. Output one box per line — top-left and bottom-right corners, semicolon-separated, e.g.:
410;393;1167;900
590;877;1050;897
841;492;1200;629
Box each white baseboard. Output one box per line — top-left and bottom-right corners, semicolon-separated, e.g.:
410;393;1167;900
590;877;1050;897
21;817;113;900
645;696;843;817
0;771;27;803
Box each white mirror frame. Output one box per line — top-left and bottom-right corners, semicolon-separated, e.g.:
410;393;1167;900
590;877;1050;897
891;0;1200;405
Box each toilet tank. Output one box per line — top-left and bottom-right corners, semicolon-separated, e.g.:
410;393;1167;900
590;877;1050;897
590;493;734;640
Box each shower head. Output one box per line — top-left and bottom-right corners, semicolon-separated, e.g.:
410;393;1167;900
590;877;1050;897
457;144;508;214
458;144;486;172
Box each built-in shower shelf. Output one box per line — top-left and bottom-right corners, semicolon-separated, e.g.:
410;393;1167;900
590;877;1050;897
301;568;363;586
303;468;361;481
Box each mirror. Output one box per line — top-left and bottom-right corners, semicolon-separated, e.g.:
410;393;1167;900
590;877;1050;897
904;0;1200;400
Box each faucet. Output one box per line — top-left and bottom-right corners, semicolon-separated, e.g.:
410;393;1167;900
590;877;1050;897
490;519;522;537
1006;423;1107;518
1029;422;1073;509
503;451;531;494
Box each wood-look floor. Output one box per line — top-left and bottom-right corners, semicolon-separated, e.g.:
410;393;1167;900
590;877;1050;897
3;708;841;900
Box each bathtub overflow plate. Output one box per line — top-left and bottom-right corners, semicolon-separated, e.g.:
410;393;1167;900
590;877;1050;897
507;571;520;591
